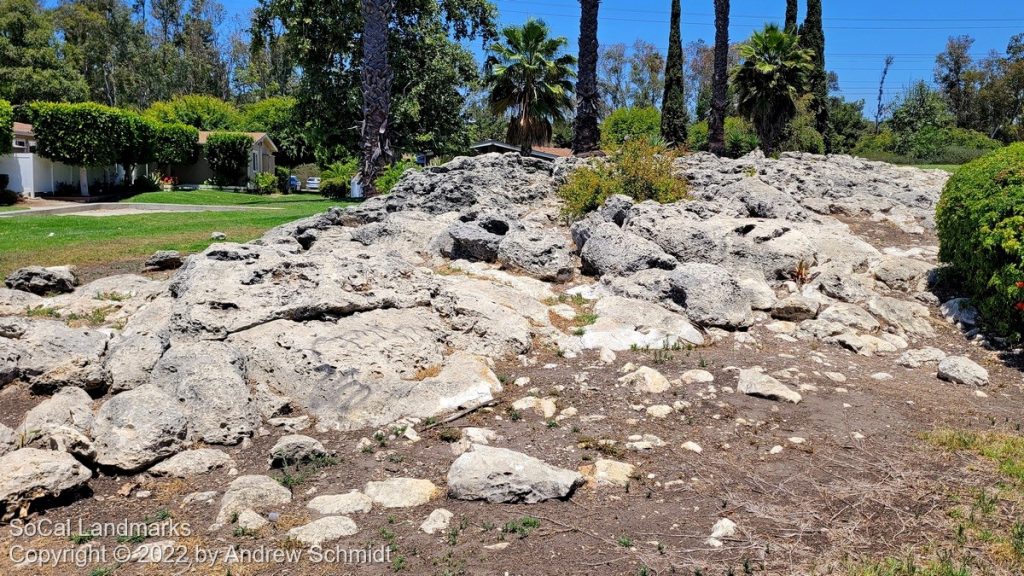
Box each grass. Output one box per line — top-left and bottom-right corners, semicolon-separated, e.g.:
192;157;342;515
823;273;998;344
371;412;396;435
0;205;27;212
0;190;347;277
924;429;1024;482
912;164;962;173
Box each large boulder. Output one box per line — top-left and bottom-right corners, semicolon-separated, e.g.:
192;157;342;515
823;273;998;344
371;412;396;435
937;356;989;387
149;341;258;445
0;318;109;392
580;223;677;277
18;387;95;457
496;227;574;282
669;263;755;328
447;445;584;504
4;266;78;295
0;448;91;520
92;385;188;472
214;475;293;527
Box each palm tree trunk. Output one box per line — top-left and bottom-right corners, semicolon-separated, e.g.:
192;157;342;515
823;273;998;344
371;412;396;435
709;0;730;156
573;0;601;154
359;0;393;196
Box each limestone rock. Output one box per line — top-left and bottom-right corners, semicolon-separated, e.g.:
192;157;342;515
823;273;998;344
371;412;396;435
4;266;78;295
269;435;328;467
149;449;234;478
144;250;184;271
93;385;188;472
419;508;454;535
364;478;439;509
0;448;91;520
308;491;373;515
447;445;584;504
897;347;947;369
288;516;358;546
937;356;989;387
771;295;820;322
737;368;802;403
618;366;670;394
215;475;292;526
591;459;635;487
580;223;676;277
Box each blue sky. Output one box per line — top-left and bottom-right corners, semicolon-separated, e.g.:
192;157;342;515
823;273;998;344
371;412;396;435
218;0;1024;107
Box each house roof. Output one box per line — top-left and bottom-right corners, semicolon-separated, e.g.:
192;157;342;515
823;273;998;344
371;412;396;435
470;139;572;161
12;123;34;138
198;131;278;153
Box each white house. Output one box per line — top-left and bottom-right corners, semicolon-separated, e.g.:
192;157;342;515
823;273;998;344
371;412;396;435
1;124;278;197
0;123;115;198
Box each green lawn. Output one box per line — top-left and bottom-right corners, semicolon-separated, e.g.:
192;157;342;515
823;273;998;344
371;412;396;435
0;190;346;278
912;164;961;173
0;205;27;212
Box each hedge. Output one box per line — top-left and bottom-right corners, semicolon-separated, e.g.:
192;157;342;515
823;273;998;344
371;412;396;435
205;132;252;186
32;102;124;167
152;122;200;167
936;143;1024;339
0;99;12;156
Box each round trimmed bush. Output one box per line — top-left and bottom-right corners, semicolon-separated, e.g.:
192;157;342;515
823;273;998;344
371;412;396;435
936;143;1024;339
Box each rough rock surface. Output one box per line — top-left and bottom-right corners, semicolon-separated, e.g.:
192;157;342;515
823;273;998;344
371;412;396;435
214;475;292;526
4;266;78;295
0;448;91;520
447;445;584;503
937;356;990;387
92;385;188;472
149;449;234;478
144;250;184;271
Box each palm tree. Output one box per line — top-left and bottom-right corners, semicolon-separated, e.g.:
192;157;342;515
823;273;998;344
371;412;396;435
732;24;814;155
359;0;393;196
708;0;729;156
573;0;601;154
485;19;577;155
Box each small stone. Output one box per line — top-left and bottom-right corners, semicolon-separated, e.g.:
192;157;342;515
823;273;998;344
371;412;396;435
364;478;439;508
897;347;947;369
308;491;373;515
788;437;805;444
681;441;703;454
646;405;672;419
771;296;820;321
737;368;802;404
599;348;617;364
707;518;737;547
768;445;783;455
851;432;865;440
236;509;268;531
592;459;636;487
824;372;847;383
211;232;227;240
419;508;454;535
618;367;670;393
974;390;988;398
681;370;715;385
513;377;531;387
269;434;328;467
288;516;359;546
870;372;893;381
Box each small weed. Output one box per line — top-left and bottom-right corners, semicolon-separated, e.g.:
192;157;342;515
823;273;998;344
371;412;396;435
481;521;495;531
146;508;172;523
69;532;95;545
387;453;404;463
25;305;60;318
618;535;634;548
423;416;437;426
576;312;598;326
506;408;522;422
274;454;339;489
438;427;462;443
233;526;257;537
546;420;559;429
95;291;129;302
392;555;407;572
117;532;147;544
501;517;540;539
89;567;117;576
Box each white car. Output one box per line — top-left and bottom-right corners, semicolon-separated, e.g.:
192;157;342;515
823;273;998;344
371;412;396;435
306;177;321;191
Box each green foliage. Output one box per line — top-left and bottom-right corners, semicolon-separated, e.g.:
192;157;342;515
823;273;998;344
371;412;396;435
732;25;814;155
780;97;826;154
242;96;310;166
797;0;829;150
32;102;123;167
375;160;419;194
826;97;870;154
936;143;1024;338
660;0;688;146
688;117;759;158
0;99;12;155
0;0;88;104
855;125;1000;165
0;189;17;206
890;81;955;154
322;159;359;182
145;96;243;131
152;123;200;167
275;166;290;193
486;18;576;151
600;107;661;149
559;139;687;217
205;133;253;186
250;172;277;195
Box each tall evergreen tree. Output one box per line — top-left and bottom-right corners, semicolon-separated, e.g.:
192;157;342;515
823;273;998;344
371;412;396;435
661;0;688;146
573;0;601;154
798;0;829;150
359;0;393;196
0;0;88;104
708;0;729;155
784;0;798;32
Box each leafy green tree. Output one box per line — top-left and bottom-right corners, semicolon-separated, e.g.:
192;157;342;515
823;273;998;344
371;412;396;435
32;102;125;194
826;97;869;154
709;0;730;155
205;132;252;186
0;0;88;104
976;35;1024;142
254;0;493;167
661;0;688;147
0;100;12;155
629;40;665;108
602;107;661;148
798;0;828;151
242;96;310;166
599;43;629;113
485;19;576;154
889;81;954;154
573;0;601;154
152;122;200;168
145;95;243;130
732;24;813;155
935;35;979;129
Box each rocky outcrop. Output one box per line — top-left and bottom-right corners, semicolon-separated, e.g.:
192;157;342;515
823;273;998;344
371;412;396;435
5;266;78;295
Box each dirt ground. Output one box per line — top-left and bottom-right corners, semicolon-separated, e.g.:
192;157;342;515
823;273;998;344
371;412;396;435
1;226;1023;576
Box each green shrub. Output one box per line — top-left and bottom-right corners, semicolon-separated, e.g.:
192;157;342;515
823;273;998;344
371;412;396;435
600;107;661;149
152;123;200;167
688;117;759;158
322;159;359;182
559;139;687;218
320;178;349;199
275;166;290;193
144;95;242;131
855;126;1000;165
780;107;825;155
376;160;419;193
250;172;277;195
936;143;1024;339
205;132;252;186
0;99;12;155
